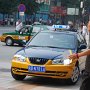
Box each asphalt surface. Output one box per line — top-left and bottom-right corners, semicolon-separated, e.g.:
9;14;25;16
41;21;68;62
0;26;15;35
0;26;87;90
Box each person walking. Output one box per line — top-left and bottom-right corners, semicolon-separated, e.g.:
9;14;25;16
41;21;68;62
87;21;90;47
68;21;77;32
82;23;88;39
68;20;90;90
79;24;83;34
15;19;23;32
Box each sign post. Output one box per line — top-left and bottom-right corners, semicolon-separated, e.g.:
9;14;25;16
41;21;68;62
18;4;26;24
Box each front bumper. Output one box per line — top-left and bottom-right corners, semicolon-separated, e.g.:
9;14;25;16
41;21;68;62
11;59;76;79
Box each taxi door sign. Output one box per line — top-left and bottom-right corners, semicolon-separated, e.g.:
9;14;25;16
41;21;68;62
19;36;25;40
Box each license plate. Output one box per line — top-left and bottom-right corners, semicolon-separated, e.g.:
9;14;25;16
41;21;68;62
28;66;45;72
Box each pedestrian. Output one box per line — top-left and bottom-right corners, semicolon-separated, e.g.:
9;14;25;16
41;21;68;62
10;18;14;25
82;23;88;39
68;21;77;32
68;20;90;90
79;24;83;34
39;17;42;23
15;19;23;33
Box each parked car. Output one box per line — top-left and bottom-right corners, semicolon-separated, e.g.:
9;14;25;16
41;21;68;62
11;30;87;84
0;25;50;46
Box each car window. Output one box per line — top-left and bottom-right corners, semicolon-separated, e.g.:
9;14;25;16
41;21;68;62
20;27;25;32
79;33;85;41
28;32;76;49
77;33;85;43
33;27;41;32
77;34;82;42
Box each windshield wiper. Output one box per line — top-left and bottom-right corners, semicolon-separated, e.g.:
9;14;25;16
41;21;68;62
43;46;61;49
43;46;73;49
26;45;42;48
26;45;42;47
26;45;72;49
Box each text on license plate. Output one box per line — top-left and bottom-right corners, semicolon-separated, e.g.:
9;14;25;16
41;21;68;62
28;66;45;72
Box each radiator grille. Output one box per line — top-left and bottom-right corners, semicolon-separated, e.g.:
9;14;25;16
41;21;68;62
29;57;48;65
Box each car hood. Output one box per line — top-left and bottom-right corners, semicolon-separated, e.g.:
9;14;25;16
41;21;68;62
16;47;76;60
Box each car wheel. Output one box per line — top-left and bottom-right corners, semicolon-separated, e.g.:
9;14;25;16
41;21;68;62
19;43;24;46
68;65;80;85
5;38;14;46
11;68;26;80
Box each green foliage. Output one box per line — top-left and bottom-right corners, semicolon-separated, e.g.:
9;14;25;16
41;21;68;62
17;0;40;15
61;0;80;7
0;0;39;15
0;0;18;14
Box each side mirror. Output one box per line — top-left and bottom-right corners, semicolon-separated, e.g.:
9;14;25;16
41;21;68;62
20;32;23;34
78;44;87;50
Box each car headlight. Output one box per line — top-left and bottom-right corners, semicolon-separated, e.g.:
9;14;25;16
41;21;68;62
13;55;26;62
52;58;72;65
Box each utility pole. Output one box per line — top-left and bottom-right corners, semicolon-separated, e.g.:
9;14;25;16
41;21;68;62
80;0;84;23
80;0;87;23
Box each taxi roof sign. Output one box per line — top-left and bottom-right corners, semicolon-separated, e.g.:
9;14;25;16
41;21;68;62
52;25;70;29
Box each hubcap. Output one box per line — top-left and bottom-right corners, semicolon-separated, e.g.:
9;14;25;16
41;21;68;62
71;66;79;83
6;39;12;45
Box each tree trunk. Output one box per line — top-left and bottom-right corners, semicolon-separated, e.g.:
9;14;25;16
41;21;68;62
2;14;5;26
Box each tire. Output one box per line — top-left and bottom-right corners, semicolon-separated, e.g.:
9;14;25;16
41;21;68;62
5;37;14;46
19;43;24;46
11;68;26;81
67;65;80;85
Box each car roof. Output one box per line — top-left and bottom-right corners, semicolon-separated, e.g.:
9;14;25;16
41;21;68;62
33;22;41;25
25;25;32;27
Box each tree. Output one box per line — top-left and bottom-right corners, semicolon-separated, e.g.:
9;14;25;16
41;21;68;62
17;0;39;15
0;0;17;14
0;0;40;18
0;0;18;21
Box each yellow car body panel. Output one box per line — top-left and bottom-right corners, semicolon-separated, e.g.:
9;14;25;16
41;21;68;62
1;35;30;42
11;58;77;79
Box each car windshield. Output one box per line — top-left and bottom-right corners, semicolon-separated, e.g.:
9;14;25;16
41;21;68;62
27;32;76;49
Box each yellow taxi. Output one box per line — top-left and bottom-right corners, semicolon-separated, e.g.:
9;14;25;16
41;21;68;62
0;25;49;46
11;30;87;84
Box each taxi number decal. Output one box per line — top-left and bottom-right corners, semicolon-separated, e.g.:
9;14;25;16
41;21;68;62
19;36;25;39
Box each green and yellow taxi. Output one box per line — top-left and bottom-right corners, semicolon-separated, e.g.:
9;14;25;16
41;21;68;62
0;25;50;46
11;30;87;84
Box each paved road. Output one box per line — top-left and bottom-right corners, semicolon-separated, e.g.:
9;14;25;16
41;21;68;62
0;26;15;35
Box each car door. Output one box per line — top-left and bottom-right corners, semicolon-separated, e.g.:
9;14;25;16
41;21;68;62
77;33;87;71
19;26;32;42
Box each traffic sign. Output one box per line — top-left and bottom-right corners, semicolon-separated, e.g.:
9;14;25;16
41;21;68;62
18;4;26;12
19;12;24;16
